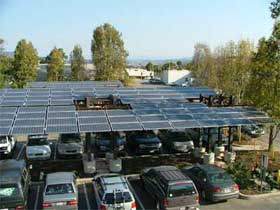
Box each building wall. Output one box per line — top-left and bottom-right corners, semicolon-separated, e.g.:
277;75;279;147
160;69;192;85
126;68;154;78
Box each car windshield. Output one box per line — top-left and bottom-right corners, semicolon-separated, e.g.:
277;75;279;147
61;134;81;143
104;192;132;204
208;172;232;184
168;182;196;197
0;184;20;198
45;183;74;195
137;131;156;138
27;138;48;146
0;136;7;143
169;132;187;142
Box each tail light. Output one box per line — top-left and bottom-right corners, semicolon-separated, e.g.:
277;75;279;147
233;184;239;191
131;201;137;209
213;187;221;193
42;202;52;208
163;198;169;207
100;204;107;210
195;194;200;201
67;199;77;206
15;205;25;210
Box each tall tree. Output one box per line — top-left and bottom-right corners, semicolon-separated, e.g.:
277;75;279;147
91;23;128;82
70;45;86;81
12;39;39;88
146;62;154;71
47;47;65;81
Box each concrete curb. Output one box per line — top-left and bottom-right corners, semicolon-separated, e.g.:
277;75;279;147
239;190;280;200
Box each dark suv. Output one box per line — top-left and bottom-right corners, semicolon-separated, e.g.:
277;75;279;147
141;166;200;210
0;159;30;210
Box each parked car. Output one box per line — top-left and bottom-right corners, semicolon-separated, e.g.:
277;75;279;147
93;174;136;210
0;159;30;210
127;131;162;154
141;165;200;210
94;132;126;153
149;78;164;84
181;164;239;202
0;135;16;157
158;129;194;153
42;172;78;210
241;125;265;137
57;133;84;158
26;134;51;160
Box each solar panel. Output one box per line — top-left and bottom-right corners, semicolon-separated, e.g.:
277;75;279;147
47;118;77;125
78;117;108;124
0;120;13;127
161;109;186;115
111;123;142;131
106;110;134;116
166;114;194;121
0;127;10;135
199;120;227;128
50;100;73;105
79;123;111;132
0;101;24;106
19;106;46;113
2;96;25;101
225;118;253;126
25;100;49;106
12;126;44;135
48;105;76;112
249;118;275;124
78;110;106;117
0;113;16;120
48;112;76;119
134;109;162;115
241;111;268;118
171;120;200;129
14;119;45;127
46;125;78;133
109;116;138;123
0;107;17;113
191;113;211;120
17;112;45;119
138;115;166;122
142;121;172;130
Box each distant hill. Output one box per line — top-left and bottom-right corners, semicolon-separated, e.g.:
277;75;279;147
127;57;192;66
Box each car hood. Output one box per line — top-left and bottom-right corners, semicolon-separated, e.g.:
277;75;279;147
135;137;160;144
0;143;9;147
26;145;51;153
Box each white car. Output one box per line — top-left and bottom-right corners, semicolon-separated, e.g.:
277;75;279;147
93;174;136;210
0;135;16;156
42;172;78;210
26;135;51;160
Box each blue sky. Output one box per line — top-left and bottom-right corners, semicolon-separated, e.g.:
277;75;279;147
0;0;274;59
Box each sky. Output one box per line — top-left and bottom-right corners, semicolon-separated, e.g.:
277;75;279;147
0;0;275;60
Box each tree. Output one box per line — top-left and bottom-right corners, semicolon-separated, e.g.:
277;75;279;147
162;62;176;71
176;60;183;69
70;45;86;81
47;47;65;81
270;0;280;18
146;62;154;71
91;23;128;82
245;1;280;151
12;39;38;88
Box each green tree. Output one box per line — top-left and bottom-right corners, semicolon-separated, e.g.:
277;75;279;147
146;62;154;71
176;60;183;69
70;44;86;81
91;23;128;82
47;47;65;81
12;39;39;88
270;0;280;18
162;62;176;70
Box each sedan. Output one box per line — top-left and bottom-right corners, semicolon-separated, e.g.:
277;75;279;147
26;135;51;160
57;133;84;158
181;164;239;202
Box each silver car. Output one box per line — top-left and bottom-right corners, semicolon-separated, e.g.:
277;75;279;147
42;172;78;210
57;133;84;158
26;135;51;160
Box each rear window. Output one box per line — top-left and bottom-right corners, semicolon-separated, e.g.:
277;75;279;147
27;138;48;146
0;136;7;143
0;184;20;198
208;172;232;184
104;192;132;204
168;182;196;198
45;183;74;195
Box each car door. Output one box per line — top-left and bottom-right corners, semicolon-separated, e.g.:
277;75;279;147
94;178;104;208
196;170;208;191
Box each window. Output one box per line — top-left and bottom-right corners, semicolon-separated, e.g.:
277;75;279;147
104;192;132;204
168;183;196;198
95;179;104;199
27;138;48;146
0;184;20;198
0;136;7;144
208;172;232;184
45;183;74;195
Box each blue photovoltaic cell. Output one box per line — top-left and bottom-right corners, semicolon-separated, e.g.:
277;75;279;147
46;125;78;133
78;117;108;124
78;110;105;117
50;100;73;105
17;112;45;119
166;114;194;121
14;119;45;127
171;120;200;129
0;107;17;113
0;120;13;127
19;106;46;113
225;118;253;126
47;118;77;125
134;109;162;115
241;111;268;118
0;113;15;119
48;105;76;112
106;110;134;116
199;120;227;128
0;101;24;106
0;127;10;135
25;101;49;106
138;115;166;122
249;118;274;124
111;123;142;131
109;116;138;123
48;112;76;118
79;123;111;132
161;109;186;115
142;121;172;130
12;126;44;135
191;113;211;120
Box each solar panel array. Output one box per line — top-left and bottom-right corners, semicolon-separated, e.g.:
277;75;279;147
26;81;123;88
0;103;273;135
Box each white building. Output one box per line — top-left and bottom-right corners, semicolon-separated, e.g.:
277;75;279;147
159;69;193;86
126;67;154;79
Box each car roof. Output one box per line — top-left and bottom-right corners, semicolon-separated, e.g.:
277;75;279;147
46;172;75;185
196;164;225;173
0;160;26;184
151;165;191;183
100;175;129;193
